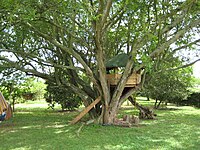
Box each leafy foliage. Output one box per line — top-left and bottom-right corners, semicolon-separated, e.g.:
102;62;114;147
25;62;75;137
45;81;81;111
181;92;200;108
0;71;46;104
143;66;193;108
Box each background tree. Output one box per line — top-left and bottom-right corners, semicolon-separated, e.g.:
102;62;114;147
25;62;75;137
45;80;81;111
184;92;200;108
0;70;46;111
0;71;28;111
144;68;192;109
142;53;193;108
191;77;200;92
0;0;200;124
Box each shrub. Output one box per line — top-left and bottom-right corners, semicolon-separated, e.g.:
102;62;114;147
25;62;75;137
45;82;81;111
180;92;200;108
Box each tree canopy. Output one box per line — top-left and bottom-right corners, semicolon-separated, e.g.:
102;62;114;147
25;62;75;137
0;0;200;124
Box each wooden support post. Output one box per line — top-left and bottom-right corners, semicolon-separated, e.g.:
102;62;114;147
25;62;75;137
69;97;101;125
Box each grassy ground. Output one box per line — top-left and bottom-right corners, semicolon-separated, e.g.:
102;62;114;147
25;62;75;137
0;100;200;150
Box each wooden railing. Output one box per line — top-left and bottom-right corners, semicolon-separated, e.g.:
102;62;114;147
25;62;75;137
106;73;141;87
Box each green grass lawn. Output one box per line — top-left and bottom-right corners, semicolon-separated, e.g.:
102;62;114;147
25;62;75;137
0;100;200;150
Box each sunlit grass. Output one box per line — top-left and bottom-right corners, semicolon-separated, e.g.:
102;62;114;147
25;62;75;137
0;100;199;150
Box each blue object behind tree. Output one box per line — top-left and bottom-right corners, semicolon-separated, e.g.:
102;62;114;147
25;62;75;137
0;111;6;121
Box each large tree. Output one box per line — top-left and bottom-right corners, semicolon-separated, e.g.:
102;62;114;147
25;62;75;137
0;0;200;124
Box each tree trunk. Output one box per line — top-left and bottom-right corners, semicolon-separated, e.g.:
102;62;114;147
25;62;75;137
155;100;162;109
154;99;158;108
100;93;156;126
147;96;150;101
101;102;119;125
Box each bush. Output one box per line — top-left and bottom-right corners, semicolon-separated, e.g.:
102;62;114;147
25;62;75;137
45;82;81;111
180;92;200;108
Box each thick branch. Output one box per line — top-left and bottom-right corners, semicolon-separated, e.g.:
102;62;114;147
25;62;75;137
0;48;82;71
118;85;142;107
95;29;110;104
0;56;52;80
110;56;134;110
150;19;200;58
24;22;99;89
101;0;112;27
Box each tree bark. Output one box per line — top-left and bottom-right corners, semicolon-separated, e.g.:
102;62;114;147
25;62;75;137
102;104;119;125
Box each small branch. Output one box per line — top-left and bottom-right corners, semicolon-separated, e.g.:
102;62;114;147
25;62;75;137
165;59;200;72
171;39;200;53
150;19;200;58
76;123;85;137
76;119;95;137
104;6;125;29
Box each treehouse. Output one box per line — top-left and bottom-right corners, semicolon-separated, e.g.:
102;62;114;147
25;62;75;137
106;53;141;87
70;55;152;125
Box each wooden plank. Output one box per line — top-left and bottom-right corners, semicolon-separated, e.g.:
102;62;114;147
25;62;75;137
69;97;101;125
106;73;140;86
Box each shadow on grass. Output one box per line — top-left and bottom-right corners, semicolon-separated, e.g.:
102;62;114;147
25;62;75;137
0;104;199;150
157;107;179;110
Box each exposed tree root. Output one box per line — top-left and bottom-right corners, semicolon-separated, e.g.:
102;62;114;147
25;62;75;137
76;119;95;137
128;96;157;119
113;114;140;127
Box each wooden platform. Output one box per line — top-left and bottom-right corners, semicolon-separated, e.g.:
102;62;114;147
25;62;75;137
106;73;141;87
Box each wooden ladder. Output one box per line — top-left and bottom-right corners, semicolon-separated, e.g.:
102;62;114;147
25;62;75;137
69;97;101;125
